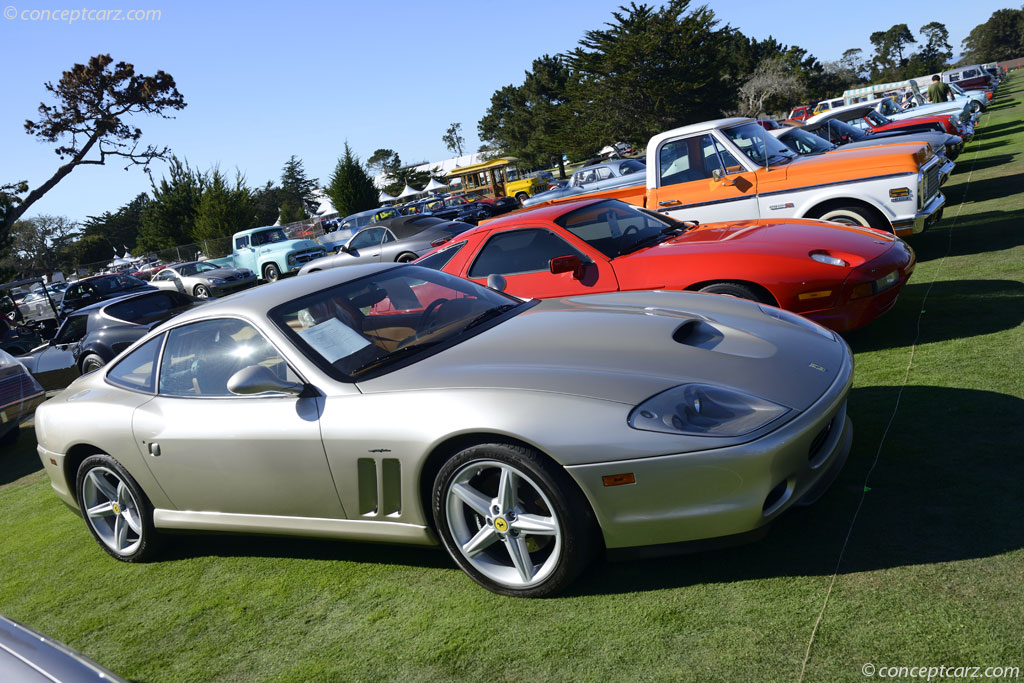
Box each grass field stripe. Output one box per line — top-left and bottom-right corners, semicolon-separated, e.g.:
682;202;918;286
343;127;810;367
797;111;988;683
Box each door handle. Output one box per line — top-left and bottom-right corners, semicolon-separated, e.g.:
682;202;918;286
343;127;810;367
658;200;681;207
148;442;161;457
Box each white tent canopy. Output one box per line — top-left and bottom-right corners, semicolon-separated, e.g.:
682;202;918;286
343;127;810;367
378;190;397;203
423;178;447;193
397;184;424;199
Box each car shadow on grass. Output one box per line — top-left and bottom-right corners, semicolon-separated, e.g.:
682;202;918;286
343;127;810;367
970;119;1024;138
570;385;1024;596
908;207;1024;263
841;279;1024;354
0;424;44;488
158;524;450;570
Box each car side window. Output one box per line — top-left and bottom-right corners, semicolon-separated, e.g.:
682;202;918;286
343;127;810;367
158;319;299;398
661;136;715;186
350;228;385;251
595;167;613;181
416;240;466;271
468;229;584;278
54;314;89;345
235;235;250;249
107;334;164;393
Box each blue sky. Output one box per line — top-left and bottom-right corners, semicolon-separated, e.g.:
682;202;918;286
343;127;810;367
0;0;1010;223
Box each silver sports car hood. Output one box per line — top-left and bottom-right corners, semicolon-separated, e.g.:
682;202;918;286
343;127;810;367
359;291;851;412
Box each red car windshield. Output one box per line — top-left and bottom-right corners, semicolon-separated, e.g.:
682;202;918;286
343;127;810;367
553;200;690;259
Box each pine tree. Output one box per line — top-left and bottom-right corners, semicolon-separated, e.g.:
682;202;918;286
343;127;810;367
192;169;256;243
279;155;319;219
326;143;380;218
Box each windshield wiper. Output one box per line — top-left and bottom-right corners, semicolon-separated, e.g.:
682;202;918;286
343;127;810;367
349;340;442;376
460;303;520;332
618;225;687;256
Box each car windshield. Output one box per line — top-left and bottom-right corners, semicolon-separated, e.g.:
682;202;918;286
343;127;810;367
816;119;868;143
864;110;890;127
253;228;288;245
270;266;524;380
779;128;834;155
721;123;797;165
553;200;691;259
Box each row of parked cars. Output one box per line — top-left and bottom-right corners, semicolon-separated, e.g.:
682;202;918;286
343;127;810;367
13;71;1005;604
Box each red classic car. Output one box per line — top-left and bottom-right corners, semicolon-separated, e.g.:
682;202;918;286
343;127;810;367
420;198;915;333
788;105;814;121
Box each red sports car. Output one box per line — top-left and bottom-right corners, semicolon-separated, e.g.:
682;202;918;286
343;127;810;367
420;198;915;333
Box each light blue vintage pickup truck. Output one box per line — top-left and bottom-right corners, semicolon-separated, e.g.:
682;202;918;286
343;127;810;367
209;226;326;282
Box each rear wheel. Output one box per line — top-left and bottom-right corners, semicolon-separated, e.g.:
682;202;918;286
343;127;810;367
698;282;764;303
76;454;160;562
432;443;596;597
396;253;417;263
79;353;106;374
262;263;281;283
515;192;529;206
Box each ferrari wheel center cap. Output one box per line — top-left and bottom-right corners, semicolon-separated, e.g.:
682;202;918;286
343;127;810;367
111;503;121;515
493;517;509;533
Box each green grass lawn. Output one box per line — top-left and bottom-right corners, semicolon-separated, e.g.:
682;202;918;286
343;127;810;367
2;77;1023;682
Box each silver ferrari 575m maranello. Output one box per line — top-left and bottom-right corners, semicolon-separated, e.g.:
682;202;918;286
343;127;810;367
35;263;853;597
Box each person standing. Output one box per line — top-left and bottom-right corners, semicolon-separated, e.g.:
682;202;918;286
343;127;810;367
927;74;954;103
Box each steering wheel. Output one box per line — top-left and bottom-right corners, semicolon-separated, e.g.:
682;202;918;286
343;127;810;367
416;298;451;336
619;225;641;250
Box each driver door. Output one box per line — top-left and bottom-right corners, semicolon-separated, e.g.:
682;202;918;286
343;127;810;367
342;228;388;264
461;227;619;299
648;133;760;224
131;318;345;519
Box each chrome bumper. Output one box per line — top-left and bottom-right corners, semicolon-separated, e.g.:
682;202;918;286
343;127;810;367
938;158;955;185
892;191;946;236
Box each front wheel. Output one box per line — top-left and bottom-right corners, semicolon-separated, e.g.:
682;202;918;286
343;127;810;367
76;454;160;562
698;282;764;302
808;204;889;233
432;443;596;597
262;263;281;283
515;192;529;206
193;284;211;298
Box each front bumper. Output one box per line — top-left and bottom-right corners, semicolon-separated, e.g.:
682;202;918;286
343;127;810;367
565;358;854;550
938;157;956;186
892;191;945;237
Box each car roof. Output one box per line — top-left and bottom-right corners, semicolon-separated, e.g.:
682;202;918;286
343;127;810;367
646;117;752;151
369;215;449;238
806;103;877;124
68;288;170;317
470;197;616;233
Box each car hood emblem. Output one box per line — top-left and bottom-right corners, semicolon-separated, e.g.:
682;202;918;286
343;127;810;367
809;363;826;372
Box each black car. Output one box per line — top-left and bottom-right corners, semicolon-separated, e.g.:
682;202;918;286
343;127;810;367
801;117;962;161
58;273;154;318
408;196;491;224
20;289;198;390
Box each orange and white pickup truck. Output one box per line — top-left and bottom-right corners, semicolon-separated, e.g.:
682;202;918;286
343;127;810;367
534;117;946;237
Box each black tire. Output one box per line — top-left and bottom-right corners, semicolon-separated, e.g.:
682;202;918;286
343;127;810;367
971;101;982;113
807;203;889;233
432;442;596;597
698;282;765;302
79;353;106;374
75;454;160;562
396;253;417;263
515;193;529;206
262;263;281;283
193;284;212;298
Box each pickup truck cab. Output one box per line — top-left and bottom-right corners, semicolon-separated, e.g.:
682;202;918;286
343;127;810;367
220;226;326;282
525;117;945;238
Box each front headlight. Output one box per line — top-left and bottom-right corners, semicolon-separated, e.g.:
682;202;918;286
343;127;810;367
287;254;297;265
208;278;226;285
629;384;790;437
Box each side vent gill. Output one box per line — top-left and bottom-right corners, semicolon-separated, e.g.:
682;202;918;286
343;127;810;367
357;458;402;518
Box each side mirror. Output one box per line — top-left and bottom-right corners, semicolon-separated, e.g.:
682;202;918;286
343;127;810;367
339;244;351;254
227;365;306;396
549;255;585;280
712;168;723;182
486;274;507;292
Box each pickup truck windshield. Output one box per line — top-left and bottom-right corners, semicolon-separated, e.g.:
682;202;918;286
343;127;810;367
722;123;797;166
252;228;288;246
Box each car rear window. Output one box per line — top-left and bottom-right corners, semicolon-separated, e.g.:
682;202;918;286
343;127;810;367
105;292;192;324
415;240;467;271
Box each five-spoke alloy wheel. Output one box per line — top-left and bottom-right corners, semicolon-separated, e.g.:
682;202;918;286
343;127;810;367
76;454;159;562
433;443;595;597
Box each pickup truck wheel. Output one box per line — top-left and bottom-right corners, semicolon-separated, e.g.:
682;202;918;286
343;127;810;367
698;282;764;302
262;263;281;283
515;192;529;206
808;204;888;233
